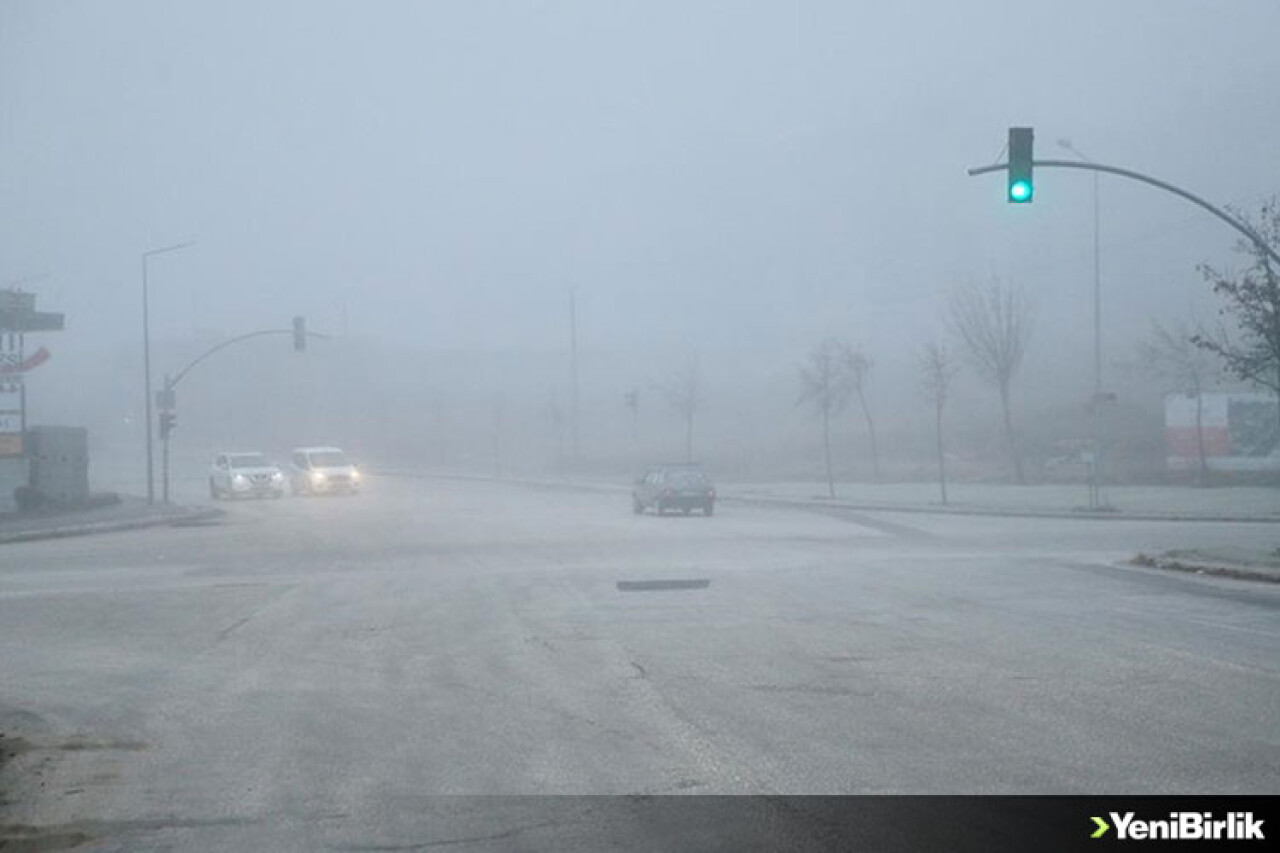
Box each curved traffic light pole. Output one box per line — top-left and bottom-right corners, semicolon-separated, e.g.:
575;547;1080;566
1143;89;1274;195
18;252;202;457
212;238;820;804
968;159;1280;266
158;326;331;502
167;328;330;392
970;156;1278;509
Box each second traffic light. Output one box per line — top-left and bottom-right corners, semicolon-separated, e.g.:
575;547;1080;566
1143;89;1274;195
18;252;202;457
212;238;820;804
1008;127;1034;203
293;316;306;351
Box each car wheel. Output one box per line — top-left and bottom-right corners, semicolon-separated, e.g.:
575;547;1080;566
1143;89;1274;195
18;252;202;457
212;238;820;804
209;478;219;500
682;507;692;516
632;497;644;515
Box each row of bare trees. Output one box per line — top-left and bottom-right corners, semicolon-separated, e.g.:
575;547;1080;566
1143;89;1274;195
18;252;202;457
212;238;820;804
798;198;1280;493
798;277;1032;499
620;202;1278;485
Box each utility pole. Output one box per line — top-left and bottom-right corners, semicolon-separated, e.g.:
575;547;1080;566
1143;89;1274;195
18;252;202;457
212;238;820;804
143;257;152;503
492;396;505;478
160;374;173;503
1091;163;1103;505
569;287;580;464
141;240;194;505
1058;139;1106;508
625;388;639;445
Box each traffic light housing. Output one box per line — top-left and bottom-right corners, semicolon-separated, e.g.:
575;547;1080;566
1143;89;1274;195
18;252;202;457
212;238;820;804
159;411;176;439
293;316;306;351
1008;127;1034;203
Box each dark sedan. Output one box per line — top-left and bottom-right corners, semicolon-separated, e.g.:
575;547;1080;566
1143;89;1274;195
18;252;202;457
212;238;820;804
632;465;716;516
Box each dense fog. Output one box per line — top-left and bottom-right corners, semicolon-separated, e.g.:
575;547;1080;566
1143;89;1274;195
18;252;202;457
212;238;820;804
4;0;1279;489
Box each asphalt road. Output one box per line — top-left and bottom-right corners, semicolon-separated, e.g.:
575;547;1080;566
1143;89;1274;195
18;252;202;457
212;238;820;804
2;476;1278;850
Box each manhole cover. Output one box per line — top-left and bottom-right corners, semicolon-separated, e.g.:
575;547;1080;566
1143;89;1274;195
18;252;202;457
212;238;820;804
617;579;711;592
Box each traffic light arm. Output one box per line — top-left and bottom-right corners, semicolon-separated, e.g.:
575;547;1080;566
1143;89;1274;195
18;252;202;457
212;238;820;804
167;327;332;390
968;158;1280;266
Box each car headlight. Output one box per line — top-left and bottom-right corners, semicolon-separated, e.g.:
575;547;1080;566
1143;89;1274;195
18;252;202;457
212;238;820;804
350;469;361;480
232;473;248;485
271;471;284;482
311;472;326;482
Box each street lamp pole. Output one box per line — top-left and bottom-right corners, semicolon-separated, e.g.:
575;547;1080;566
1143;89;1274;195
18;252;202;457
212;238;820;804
141;241;194;504
1057;139;1105;508
569;286;579;465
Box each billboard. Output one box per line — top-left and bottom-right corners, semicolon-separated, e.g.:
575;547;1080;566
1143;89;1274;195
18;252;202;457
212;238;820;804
0;336;22;457
0;383;20;456
1165;392;1280;472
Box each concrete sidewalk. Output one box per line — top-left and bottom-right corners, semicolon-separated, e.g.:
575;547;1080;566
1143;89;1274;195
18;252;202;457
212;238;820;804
0;495;222;545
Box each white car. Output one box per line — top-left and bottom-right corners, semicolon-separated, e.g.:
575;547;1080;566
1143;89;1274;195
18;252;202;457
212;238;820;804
209;452;286;499
288;446;361;496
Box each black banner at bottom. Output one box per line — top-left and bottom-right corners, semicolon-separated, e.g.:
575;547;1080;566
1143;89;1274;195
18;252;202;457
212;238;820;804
325;796;1275;852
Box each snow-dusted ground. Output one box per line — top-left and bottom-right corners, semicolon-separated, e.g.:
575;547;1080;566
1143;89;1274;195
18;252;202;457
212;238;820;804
3;477;1278;851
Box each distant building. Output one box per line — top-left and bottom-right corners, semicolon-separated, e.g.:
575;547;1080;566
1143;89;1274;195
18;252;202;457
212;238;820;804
0;289;66;511
1165;392;1280;472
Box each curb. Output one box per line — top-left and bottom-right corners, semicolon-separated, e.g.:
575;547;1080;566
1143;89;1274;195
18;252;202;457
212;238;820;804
0;507;225;545
373;470;1280;524
1130;554;1280;584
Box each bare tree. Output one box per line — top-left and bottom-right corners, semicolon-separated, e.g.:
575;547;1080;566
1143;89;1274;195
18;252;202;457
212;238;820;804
919;341;959;504
661;355;706;463
1193;198;1280;437
797;338;853;498
1137;320;1219;485
948;279;1034;484
844;345;881;482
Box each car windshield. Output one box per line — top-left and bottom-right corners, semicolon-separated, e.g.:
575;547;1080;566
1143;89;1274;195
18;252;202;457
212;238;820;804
228;454;270;469
308;452;348;467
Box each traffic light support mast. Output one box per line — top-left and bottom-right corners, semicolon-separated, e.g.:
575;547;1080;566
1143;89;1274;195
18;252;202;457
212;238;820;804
157;324;330;502
968;159;1280;266
971;152;1278;510
167;327;331;391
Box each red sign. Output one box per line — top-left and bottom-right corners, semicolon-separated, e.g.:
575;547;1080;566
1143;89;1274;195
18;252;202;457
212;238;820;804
0;346;51;374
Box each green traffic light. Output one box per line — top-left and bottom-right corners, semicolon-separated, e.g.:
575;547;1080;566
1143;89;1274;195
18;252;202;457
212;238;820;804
1007;127;1035;203
1009;180;1033;202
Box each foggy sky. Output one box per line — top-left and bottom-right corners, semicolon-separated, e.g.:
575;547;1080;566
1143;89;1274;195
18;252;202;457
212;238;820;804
4;0;1280;454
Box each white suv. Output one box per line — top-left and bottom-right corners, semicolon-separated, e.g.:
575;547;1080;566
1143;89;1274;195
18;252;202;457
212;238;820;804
209;452;286;500
289;446;361;495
